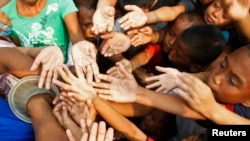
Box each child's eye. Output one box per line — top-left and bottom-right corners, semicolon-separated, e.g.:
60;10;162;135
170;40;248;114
168;29;175;36
219;57;227;68
220;61;225;68
222;14;228;19
229;77;238;87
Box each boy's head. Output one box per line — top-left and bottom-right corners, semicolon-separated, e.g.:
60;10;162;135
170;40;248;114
207;44;250;106
117;0;155;15
203;0;233;28
74;0;98;42
162;12;204;53
168;24;226;73
139;110;176;139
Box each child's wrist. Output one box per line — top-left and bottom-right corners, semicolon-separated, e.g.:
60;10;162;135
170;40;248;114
146;12;159;24
150;32;159;43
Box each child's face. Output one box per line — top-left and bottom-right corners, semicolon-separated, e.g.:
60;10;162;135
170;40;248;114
78;7;97;42
207;46;250;104
203;0;232;28
162;18;192;53
167;39;191;68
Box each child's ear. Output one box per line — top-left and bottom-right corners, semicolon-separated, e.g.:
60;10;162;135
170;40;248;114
242;100;250;107
189;64;202;73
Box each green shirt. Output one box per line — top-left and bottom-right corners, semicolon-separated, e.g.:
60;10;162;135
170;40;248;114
1;0;78;62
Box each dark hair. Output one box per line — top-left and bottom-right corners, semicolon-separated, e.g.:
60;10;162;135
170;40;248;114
117;0;154;15
167;12;204;29
178;12;205;25
180;24;226;66
73;0;98;10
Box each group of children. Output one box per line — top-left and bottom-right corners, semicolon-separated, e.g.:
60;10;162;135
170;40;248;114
0;0;250;141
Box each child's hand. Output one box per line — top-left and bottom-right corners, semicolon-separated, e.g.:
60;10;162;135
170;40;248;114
119;5;148;30
145;66;180;93
30;46;64;89
100;32;131;57
53;65;97;100
91;6;115;35
107;58;132;78
92;63;138;103
71;40;100;83
127;26;153;47
222;0;250;21
175;72;217;117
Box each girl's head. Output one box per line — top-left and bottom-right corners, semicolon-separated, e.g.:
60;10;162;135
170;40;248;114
203;0;232;28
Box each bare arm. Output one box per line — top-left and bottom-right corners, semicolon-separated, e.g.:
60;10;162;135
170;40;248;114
0;0;9;8
130;50;151;71
136;86;205;120
93;97;147;141
96;0;117;8
64;12;85;44
146;5;185;24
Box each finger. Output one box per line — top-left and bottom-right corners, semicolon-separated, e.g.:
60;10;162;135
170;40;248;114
106;66;117;75
75;65;85;79
45;70;53;89
97;94;113;101
86;65;93;84
117;63;133;79
176;88;191;103
107;22;114;32
80;119;87;133
91;63;100;82
145;75;159;82
88;122;98;141
92;81;110;89
30;56;42;71
120;20;132;30
101;41;109;55
155;86;164;93
68;92;86;102
119;13;129;25
53;79;73;91
97;121;106;141
100;32;114;39
52;94;61;105
57;66;72;84
145;81;161;89
52;67;58;82
81;133;89;141
105;128;114;141
94;88;111;95
62;64;76;80
127;29;139;36
175;74;193;96
38;70;47;88
66;129;76;141
97;74;115;83
155;66;171;73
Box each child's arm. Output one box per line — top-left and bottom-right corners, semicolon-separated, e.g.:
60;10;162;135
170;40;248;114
130;50;151;71
119;4;185;30
146;4;186;24
0;0;9;7
93;96;147;141
176;72;250;124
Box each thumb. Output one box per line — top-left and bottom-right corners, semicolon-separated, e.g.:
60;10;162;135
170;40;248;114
124;5;141;12
104;7;115;17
